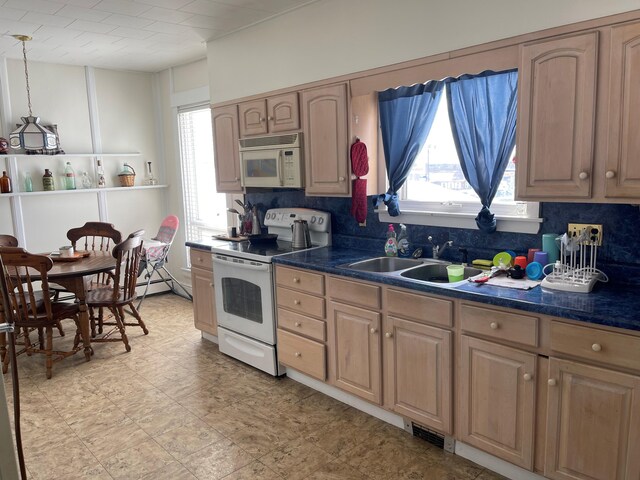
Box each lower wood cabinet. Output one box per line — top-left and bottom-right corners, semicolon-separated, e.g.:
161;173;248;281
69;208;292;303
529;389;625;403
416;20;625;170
545;357;640;480
327;300;382;404
277;328;326;381
190;248;217;335
458;335;536;470
383;315;452;434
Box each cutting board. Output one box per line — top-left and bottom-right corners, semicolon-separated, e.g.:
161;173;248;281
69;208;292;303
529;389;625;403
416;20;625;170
213;235;248;242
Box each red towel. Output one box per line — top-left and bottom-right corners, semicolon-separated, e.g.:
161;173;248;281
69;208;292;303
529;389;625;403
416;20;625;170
350;139;369;225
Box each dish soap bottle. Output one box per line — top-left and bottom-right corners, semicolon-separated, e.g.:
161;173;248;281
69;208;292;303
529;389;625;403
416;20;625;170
397;223;410;257
384;224;398;257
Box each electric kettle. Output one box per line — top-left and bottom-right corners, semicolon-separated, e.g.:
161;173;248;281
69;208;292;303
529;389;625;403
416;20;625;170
291;219;312;249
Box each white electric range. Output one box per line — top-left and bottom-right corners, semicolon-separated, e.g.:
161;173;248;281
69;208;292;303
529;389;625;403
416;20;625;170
211;208;331;375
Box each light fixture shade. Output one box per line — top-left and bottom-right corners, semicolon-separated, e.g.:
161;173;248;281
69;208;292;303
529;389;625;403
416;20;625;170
10;116;58;150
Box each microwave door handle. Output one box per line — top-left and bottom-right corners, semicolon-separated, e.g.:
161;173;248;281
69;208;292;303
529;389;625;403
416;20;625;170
278;150;284;186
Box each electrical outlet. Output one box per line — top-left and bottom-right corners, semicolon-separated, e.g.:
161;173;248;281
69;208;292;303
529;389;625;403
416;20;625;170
567;223;603;246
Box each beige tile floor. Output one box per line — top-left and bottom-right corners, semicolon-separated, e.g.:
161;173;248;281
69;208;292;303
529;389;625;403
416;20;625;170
3;294;508;480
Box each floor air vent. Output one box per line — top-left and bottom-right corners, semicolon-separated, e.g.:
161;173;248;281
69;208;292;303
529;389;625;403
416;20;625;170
406;421;455;453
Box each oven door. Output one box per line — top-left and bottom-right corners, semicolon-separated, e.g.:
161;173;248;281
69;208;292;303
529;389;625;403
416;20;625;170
212;254;275;345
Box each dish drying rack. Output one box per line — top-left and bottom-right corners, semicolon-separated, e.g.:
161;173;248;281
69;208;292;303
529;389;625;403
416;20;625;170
540;227;608;293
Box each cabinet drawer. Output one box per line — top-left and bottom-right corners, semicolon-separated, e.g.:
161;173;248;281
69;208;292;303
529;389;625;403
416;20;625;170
277;308;326;342
276;286;325;319
190;248;212;271
551;321;640;372
328;276;381;309
276;266;325;295
277;329;326;380
387;288;452;328
460;303;538;347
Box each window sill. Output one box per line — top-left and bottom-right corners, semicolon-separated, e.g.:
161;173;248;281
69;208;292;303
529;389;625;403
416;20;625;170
377;208;542;234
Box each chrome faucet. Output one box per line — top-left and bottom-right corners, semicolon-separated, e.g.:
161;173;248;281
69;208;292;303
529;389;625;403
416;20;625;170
427;236;453;259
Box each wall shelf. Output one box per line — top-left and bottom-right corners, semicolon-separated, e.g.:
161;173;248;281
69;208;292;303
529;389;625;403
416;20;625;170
2;153;141;159
0;185;168;197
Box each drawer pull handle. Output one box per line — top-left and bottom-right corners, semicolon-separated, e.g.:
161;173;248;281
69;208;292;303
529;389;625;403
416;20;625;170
294;322;301;327
523;373;532;381
490;322;499;330
385;332;393;338
579;171;589;180
605;170;616;179
294;300;300;305
294;352;301;357
370;327;378;334
293;277;300;283
592;343;602;352
339;176;345;181
209;283;213;287
548;378;557;387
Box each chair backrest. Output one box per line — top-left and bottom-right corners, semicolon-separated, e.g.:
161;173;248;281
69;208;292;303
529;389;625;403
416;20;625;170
0;247;54;326
153;215;179;245
0;234;18;247
67;222;122;252
111;232;144;303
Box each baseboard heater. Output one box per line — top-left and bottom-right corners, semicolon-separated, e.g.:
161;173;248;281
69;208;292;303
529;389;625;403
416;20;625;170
405;421;455;453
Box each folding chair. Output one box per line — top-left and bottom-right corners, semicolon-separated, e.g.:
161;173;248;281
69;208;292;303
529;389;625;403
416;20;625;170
137;215;192;309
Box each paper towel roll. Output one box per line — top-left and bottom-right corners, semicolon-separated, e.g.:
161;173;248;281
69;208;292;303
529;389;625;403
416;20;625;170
542;233;560;263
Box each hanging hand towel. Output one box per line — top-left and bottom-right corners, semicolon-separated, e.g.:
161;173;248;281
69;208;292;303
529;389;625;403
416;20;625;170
350;139;369;226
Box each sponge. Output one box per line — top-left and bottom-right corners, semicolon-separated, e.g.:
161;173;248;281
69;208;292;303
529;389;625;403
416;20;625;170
472;259;493;269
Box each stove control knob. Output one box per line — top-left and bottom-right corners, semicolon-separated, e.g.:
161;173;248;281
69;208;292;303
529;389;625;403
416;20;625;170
318;217;324;225
310;216;316;223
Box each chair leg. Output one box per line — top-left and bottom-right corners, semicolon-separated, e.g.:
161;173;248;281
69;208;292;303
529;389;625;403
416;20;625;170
56;320;65;337
1;333;9;374
45;326;53;379
127;303;148;335
0;332;5;367
113;307;131;353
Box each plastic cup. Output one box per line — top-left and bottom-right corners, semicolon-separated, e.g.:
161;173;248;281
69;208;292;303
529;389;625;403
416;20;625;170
527;248;540;264
446;264;464;282
514;256;528;269
533;251;549;266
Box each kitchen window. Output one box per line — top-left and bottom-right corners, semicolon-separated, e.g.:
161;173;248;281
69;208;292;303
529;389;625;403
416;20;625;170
377;79;541;234
178;105;227;255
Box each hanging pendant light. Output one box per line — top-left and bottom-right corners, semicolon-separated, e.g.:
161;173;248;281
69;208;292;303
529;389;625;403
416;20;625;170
9;35;58;151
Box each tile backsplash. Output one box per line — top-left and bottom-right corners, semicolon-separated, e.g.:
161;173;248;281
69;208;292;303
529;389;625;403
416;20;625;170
247;190;640;285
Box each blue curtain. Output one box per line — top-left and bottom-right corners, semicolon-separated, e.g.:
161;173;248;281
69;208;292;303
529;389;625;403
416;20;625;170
376;80;444;216
446;70;518;233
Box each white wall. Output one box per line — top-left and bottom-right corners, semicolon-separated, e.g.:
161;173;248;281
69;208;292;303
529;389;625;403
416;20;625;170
0;59;164;254
207;0;640;103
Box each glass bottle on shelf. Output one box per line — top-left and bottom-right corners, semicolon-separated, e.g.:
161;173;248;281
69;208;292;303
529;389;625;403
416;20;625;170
144;161;158;186
64;162;76;190
80;171;93;189
0;171;12;193
96;160;106;188
24;171;33;192
43;169;55;191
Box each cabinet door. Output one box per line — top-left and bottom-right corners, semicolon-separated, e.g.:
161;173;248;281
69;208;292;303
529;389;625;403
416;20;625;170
191;266;217;335
383;316;452;434
606;21;640;198
301;83;350;196
516;32;598;199
238;100;268;137
212;105;242;192
267;92;300;133
545;358;640;480
327;301;381;404
458;336;536;470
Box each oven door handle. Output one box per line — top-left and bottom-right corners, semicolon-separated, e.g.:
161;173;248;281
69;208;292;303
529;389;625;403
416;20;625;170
213;255;271;272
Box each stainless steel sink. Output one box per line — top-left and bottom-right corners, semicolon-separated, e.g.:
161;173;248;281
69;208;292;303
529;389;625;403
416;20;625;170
400;263;482;283
342;256;424;272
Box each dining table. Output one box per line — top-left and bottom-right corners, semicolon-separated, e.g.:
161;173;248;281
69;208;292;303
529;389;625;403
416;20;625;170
45;250;117;360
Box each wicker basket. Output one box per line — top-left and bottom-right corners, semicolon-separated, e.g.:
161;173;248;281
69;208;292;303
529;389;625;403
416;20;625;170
118;164;136;187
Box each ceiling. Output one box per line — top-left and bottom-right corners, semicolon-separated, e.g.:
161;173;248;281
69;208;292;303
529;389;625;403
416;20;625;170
0;0;317;72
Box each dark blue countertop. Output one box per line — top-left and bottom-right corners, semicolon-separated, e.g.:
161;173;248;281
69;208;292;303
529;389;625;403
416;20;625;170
271;246;640;333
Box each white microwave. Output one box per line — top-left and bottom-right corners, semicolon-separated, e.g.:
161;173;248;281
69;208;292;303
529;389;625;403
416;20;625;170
239;133;304;188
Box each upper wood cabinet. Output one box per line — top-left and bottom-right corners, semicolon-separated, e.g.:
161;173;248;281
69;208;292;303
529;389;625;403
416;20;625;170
301;83;351;196
516;32;598;199
605;20;640;198
545;357;640;480
238;92;300;137
211;105;242;193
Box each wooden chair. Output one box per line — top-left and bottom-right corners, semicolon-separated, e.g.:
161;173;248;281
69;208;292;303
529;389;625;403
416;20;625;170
86;231;147;352
63;222;122;336
0;235;18;364
0;247;82;379
0;235;18;247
